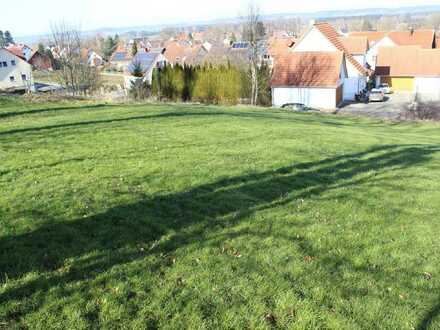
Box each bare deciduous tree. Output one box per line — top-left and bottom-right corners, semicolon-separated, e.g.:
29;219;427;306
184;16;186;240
51;22;100;96
243;2;265;106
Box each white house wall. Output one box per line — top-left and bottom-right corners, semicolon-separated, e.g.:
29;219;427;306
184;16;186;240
293;27;336;52
0;49;33;91
346;61;362;78
272;86;337;109
366;37;396;69
343;76;367;100
414;77;440;101
353;54;366;68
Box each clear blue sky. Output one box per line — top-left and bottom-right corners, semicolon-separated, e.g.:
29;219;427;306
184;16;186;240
2;0;439;37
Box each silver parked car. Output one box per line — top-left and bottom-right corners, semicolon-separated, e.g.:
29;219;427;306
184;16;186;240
282;103;310;112
369;89;385;102
378;83;392;94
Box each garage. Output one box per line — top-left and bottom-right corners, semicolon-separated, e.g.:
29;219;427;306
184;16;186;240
272;86;342;109
271;51;347;110
382;77;414;92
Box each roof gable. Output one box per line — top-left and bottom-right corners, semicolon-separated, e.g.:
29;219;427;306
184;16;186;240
0;48;31;67
293;23;368;76
338;36;369;55
313;23;368;76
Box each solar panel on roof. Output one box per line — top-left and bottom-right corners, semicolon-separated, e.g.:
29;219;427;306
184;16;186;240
113;53;127;61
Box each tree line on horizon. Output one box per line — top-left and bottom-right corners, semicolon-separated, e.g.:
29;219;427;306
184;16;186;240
0;31;14;48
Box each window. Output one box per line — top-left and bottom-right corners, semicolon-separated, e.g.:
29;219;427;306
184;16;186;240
0;62;2;68
11;60;16;66
9;76;15;82
21;74;27;81
2;61;7;67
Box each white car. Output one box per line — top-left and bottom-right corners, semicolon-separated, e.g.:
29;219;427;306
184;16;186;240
378;83;392;94
369;89;385;102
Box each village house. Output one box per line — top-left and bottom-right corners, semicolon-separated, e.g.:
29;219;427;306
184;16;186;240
87;49;104;67
163;40;213;66
28;50;54;71
267;36;296;62
272;22;369;107
125;50;167;88
349;29;436;69
83;49;104;67
6;44;33;61
110;46;132;70
0;48;34;91
271;51;347;109
375;46;440;100
338;36;369;68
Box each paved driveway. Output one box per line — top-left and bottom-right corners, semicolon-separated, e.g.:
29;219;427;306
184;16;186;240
336;93;415;120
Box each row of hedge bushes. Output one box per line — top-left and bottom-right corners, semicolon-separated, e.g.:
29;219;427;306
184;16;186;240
146;64;271;106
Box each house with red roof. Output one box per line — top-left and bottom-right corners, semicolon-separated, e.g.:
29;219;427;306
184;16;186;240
271;51;347;109
271;22;369;108
6;44;33;61
0;48;34;91
338;36;369;68
349;29;436;69
375;46;440;100
28;51;54;71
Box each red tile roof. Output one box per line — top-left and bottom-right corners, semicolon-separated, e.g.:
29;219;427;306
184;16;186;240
163;41;186;65
376;46;440;77
313;23;369;76
5;45;26;60
268;36;296;59
271;51;344;88
349;30;435;49
338;36;369;55
348;31;388;45
388;30;435;49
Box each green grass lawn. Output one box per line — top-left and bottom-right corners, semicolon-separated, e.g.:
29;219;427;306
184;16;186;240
1;97;440;329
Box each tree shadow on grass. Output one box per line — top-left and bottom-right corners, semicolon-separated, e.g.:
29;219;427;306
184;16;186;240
418;301;440;330
0;104;113;120
0;144;439;324
0;108;386;138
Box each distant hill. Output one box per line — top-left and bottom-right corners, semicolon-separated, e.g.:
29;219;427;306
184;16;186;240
15;4;440;45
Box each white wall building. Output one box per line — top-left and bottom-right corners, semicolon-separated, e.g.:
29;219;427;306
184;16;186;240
365;36;396;70
291;22;369;102
271;51;347;110
0;48;34;91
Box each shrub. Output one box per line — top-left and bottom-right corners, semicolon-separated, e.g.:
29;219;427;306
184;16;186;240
401;101;440;121
129;79;152;101
151;63;271;106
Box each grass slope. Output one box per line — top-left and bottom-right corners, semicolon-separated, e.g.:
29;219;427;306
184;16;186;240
1;98;440;329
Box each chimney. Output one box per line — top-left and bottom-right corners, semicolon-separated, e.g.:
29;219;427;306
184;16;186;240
410;27;414;35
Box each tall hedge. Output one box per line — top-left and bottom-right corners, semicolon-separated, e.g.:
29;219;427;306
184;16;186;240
151;63;270;106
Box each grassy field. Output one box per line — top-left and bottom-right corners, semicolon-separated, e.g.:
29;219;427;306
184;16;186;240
1;97;440;329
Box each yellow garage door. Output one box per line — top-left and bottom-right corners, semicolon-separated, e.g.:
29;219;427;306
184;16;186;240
382;77;414;92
